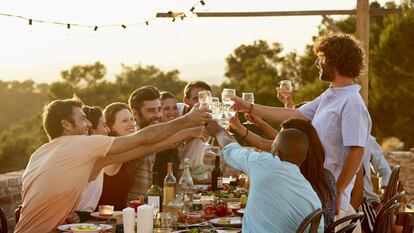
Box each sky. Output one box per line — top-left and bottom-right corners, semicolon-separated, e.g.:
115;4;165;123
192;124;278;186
0;0;398;85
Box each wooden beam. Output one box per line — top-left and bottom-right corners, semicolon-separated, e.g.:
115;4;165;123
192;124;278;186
322;15;343;33
156;9;401;18
356;0;370;106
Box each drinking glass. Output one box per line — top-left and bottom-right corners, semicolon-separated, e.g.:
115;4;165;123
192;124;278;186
279;80;293;107
198;90;212;109
242;93;255;125
221;89;236;118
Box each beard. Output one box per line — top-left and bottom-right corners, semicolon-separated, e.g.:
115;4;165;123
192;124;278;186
319;65;336;82
138;114;160;128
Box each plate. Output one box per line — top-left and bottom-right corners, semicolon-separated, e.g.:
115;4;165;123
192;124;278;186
57;223;112;231
173;230;228;233
90;211;123;219
235;209;244;216
209;216;242;228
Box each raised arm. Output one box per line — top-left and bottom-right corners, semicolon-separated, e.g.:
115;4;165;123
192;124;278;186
108;107;211;154
90;126;204;181
231;96;307;123
246;114;279;139
229;116;273;152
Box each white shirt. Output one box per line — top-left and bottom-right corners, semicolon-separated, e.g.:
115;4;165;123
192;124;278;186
299;84;372;211
362;135;391;203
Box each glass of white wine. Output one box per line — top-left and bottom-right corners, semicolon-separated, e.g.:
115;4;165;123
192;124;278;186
279;80;293;108
198;90;212;109
242;92;254;125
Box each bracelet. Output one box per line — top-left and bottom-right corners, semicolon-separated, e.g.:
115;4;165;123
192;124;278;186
242;128;249;138
247;103;254;114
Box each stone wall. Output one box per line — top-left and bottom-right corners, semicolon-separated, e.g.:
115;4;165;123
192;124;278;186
0;170;23;233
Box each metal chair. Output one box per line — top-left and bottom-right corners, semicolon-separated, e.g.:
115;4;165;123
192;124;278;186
15;205;22;224
0;207;8;233
325;212;365;233
296;208;324;233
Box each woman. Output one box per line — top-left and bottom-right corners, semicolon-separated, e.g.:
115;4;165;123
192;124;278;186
152;91;180;185
97;102;138;210
230;117;336;230
76;106;113;212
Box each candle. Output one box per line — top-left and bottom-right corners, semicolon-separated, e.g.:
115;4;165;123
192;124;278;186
137;205;153;233
123;207;135;233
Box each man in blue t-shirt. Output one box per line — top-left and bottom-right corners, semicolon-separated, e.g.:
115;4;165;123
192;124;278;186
206;121;324;233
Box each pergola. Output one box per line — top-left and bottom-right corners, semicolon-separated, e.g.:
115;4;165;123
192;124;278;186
157;0;402;106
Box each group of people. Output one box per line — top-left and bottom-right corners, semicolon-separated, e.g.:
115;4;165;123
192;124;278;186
14;33;393;233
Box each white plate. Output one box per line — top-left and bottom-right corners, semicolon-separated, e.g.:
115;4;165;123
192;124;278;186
173;230;228;233
57;223;112;231
235;208;244;215
209;216;242;227
90;211;123;219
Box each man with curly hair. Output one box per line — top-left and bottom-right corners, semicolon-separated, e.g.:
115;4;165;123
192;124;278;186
231;34;371;231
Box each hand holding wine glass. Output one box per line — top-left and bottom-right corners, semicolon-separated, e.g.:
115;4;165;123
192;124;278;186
278;80;293;108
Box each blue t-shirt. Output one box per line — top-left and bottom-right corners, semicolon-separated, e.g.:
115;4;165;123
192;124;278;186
221;143;324;233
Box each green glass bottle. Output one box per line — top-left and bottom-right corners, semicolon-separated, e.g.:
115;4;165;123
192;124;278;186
148;172;163;213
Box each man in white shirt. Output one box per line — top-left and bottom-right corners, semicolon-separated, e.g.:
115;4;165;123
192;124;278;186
177;81;212;180
231;34;371;232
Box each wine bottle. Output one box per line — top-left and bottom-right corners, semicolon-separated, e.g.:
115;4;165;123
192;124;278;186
148;172;163;213
211;155;223;191
163;162;177;205
178;158;194;213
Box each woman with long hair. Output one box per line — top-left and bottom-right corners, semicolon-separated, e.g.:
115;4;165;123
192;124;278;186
230;117;336;229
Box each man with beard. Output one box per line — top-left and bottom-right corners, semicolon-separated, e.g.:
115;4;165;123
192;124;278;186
231;34;371;232
128;86;163;200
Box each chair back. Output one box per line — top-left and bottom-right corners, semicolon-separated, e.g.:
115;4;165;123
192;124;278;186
296;208;323;233
383;165;400;203
0;207;8;233
374;192;405;233
336;222;358;233
325;212;365;233
15;205;22;224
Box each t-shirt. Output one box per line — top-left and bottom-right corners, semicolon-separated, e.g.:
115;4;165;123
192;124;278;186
14;135;114;233
222;143;324;233
299;84;371;211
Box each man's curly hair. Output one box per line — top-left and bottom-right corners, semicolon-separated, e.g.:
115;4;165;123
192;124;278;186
314;33;365;79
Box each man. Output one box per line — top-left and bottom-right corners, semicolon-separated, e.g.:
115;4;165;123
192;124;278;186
232;34;371;229
177;81;212;180
358;135;391;232
128;86;163;200
205;120;324;233
14;97;210;233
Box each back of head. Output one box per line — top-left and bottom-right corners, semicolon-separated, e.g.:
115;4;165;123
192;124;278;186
82;106;103;134
183;81;211;98
271;128;309;166
128;86;161;112
103;102;130;136
42;97;83;140
313;33;365;79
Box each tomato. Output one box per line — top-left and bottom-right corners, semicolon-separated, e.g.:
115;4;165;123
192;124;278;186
215;204;227;217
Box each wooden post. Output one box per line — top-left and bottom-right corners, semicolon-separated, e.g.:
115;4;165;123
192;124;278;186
356;0;370;106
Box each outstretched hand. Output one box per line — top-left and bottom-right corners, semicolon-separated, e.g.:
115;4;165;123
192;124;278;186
276;87;294;108
231;95;251;113
205;120;225;137
185;106;212;127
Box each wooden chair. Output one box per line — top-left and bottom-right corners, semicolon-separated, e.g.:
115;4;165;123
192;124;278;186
373;191;405;233
325;212;365;233
336;222;358;233
296;208;323;233
15;205;22;224
396;211;414;233
0;207;8;233
383;165;400;203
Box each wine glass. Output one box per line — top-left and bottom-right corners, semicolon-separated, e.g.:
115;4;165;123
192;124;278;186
242;93;255;125
221;89;236;117
279;80;293;108
198;90;212;109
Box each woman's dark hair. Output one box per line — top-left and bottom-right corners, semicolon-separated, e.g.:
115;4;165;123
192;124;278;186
280;119;333;208
160;91;176;102
103;102;131;137
82;106;103;135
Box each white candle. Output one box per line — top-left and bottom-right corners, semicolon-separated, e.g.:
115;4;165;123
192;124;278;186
137;205;153;233
123;207;135;233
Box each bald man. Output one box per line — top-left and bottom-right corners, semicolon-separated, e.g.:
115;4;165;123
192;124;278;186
206;120;324;233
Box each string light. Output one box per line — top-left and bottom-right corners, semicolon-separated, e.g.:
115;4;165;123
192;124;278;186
0;0;204;31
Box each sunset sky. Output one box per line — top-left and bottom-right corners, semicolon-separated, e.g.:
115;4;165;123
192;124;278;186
0;0;397;85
